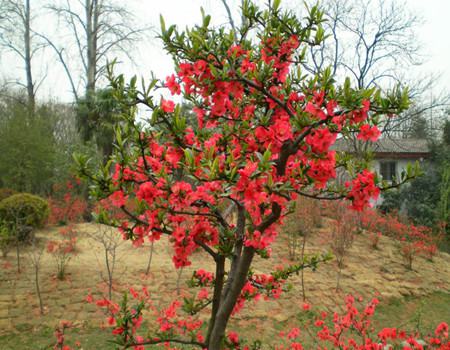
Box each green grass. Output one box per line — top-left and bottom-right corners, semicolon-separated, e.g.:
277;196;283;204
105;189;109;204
372;291;450;333
0;292;449;349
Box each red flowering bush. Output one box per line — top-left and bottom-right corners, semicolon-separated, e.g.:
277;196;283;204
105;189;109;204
48;179;88;225
47;227;77;280
358;209;441;268
74;1;422;348
274;295;450;350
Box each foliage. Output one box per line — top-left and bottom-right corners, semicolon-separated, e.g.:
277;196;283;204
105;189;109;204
76;88;122;159
75;1;418;348
0;188;18;203
0;193;49;241
443;119;450;146
0;93;58;193
380;167;440;228
0;219;13;257
437;164;450;235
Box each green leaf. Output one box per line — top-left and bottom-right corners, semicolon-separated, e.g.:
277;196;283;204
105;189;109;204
160;15;166;33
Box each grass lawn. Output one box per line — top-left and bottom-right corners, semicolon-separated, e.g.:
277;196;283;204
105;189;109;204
1;292;448;349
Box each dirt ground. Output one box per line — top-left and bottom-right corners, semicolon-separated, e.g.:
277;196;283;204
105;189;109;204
0;219;449;336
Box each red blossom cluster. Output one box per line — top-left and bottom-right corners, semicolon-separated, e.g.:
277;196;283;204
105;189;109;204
346;170;380;211
48;179;87;225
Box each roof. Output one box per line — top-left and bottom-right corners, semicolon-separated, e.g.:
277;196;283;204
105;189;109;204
332;138;430;158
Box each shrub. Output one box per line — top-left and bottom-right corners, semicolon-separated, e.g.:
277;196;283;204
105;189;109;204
0;188;18;203
0;193;49;241
47;234;76;280
46;225;78;280
48;180;88;225
0;220;13;257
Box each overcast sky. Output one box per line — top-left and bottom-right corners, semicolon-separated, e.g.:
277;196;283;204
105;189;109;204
1;0;449;103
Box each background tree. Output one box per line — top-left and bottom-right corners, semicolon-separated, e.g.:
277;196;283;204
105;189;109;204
37;1;148;157
27;237;45;315
301;0;449;140
44;0;147;102
0;92;56;193
75;87;122;159
90;224;123;300
0;0;46;113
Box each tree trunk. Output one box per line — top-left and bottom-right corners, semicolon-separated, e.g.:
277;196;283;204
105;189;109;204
35;263;43;315
208;247;255;350
16;238;20;273
300;234;307;301
176;267;183;295
206;256;225;345
24;0;35;113
145;240;154;275
105;247;113;300
336;260;343;292
85;0;97;97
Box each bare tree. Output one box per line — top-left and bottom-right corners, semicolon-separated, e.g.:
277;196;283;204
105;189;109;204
304;0;449;138
303;0;420;87
90;224;123;300
0;0;45;112
27;237;45;315
331;206;357;292
44;0;148;102
284;197;320;301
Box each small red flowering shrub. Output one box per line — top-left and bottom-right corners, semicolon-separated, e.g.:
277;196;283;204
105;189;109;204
368;231;382;249
74;1;423;348
47;226;77;280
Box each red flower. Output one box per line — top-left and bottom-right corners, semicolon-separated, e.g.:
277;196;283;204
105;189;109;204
165;74;181;95
228;331;239;344
161;98;175;113
112;327;124;335
109;190;128;208
357;124;381;142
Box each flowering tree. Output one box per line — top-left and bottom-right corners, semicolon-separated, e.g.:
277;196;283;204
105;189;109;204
76;1;418;349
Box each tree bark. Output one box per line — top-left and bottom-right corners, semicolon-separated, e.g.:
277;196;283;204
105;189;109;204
145;240;154;275
85;0;97;97
34;261;43;314
206;255;225;344
208;247;255;350
300;234;307;301
24;0;35;113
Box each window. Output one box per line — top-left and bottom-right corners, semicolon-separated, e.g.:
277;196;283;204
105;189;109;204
380;161;397;181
